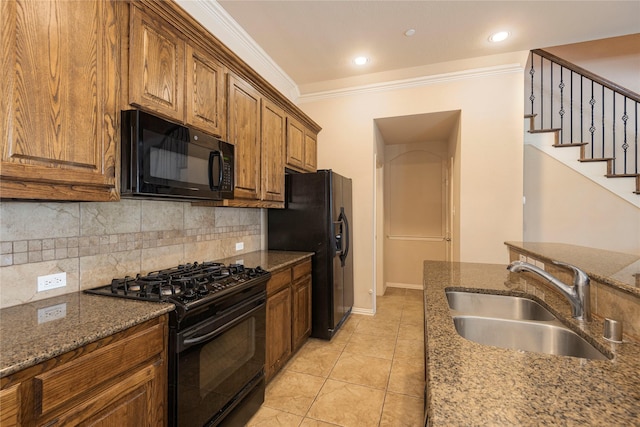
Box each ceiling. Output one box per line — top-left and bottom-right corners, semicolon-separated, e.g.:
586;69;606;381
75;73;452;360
214;1;639;145
218;1;640;93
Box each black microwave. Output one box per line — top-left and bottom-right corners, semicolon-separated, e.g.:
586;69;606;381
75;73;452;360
121;110;234;201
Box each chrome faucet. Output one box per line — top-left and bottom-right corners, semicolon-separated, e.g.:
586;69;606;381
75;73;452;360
507;260;591;321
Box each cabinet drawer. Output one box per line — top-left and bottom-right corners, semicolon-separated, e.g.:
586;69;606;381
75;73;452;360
34;322;164;416
267;269;291;295
293;259;312;281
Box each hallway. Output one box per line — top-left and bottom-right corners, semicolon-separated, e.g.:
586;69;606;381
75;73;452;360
247;287;425;426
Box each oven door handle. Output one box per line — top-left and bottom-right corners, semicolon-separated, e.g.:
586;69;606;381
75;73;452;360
179;296;265;351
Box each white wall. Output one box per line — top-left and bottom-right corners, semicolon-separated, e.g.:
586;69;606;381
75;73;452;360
524;145;640;255
298;53;527;311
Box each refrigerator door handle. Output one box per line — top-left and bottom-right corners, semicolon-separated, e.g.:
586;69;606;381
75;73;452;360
338;208;350;267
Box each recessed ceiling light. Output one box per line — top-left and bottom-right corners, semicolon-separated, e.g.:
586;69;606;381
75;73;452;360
353;56;369;66
404;29;416;37
489;31;510;43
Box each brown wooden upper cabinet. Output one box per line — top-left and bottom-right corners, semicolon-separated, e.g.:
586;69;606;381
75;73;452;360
0;0;120;201
128;4;226;138
2;0;318;203
261;100;287;203
186;45;226;138
286;117;318;173
227;73;286;206
227;74;261;200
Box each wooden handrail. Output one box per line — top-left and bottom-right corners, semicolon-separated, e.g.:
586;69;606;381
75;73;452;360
532;49;640;103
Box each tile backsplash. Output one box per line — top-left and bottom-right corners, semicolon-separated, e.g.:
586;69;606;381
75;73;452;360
0;200;263;308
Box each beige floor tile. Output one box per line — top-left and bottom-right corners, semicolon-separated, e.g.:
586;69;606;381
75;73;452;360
344;333;396;360
379;392;425;427
339;314;363;334
400;306;424;325
255;291;428;426
307;379;385;427
404;289;424;301
387;359;425;398
397;323;424;342
329;352;392;389
300;418;342;426
246;406;304;426
402;295;424;307
376;298;404;314
265;370;326;416
304;331;349;352
384;287;407;296
394;338;425;364
286;344;342;377
354;316;400;338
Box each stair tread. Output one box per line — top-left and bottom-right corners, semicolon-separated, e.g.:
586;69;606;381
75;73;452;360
579;157;614;162
530;128;561;134
605;173;639;178
552;142;588;147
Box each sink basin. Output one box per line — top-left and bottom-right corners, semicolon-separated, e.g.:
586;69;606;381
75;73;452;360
452;316;610;360
446;291;556;321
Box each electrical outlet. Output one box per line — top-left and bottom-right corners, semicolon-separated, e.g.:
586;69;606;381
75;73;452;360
235;259;244;266
37;272;67;292
519;254;527;262
534;260;545;270
37;303;67;324
235;242;244;251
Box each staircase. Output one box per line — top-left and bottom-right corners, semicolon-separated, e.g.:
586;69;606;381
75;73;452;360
525;49;639;205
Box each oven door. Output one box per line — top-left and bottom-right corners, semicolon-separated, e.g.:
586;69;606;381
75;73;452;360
172;293;266;427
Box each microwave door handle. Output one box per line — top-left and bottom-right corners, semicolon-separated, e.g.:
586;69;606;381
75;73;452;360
209;150;223;190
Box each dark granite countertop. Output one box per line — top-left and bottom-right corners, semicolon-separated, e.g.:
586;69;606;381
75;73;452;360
424;261;640;426
0;293;174;378
0;250;312;379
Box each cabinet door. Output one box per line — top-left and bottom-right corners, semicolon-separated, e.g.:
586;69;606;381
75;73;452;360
228;74;261;200
186;45;226;138
266;287;292;381
286;117;305;170
292;275;312;352
304;131;318;172
0;0;119;201
129;5;184;121
261;100;286;202
0;384;20;426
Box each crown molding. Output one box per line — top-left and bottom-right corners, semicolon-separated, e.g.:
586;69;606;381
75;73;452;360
298;63;524;104
175;0;300;101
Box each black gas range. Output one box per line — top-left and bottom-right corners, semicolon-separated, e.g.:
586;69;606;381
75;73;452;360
86;261;271;427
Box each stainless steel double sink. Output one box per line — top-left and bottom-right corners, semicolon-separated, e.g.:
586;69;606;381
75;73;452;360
446;291;610;360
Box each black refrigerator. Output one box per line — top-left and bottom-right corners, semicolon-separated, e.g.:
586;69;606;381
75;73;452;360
268;170;353;340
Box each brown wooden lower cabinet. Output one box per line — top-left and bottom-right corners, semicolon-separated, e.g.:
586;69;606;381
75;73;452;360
0;315;167;426
265;258;312;382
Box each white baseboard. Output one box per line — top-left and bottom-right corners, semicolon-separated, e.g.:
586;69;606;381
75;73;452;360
386;282;423;290
351;307;374;316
